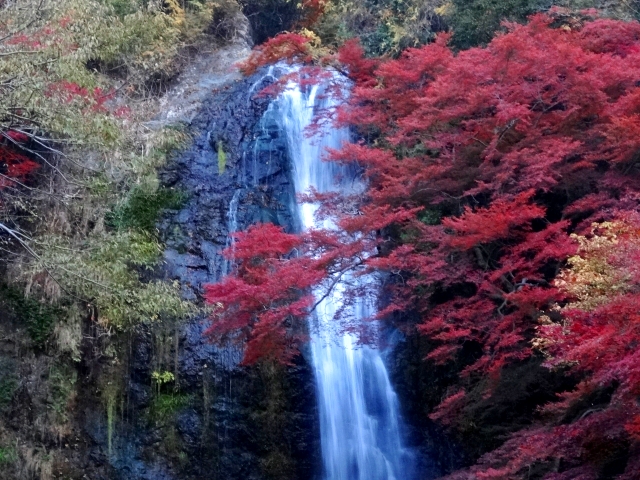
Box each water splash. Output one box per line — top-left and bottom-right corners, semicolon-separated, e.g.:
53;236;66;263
279;77;414;480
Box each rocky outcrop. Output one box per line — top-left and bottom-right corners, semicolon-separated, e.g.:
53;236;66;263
94;67;320;480
151;9;252;129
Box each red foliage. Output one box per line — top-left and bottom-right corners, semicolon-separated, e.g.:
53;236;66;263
212;13;640;477
203;219;375;363
45;81;116;113
335;39;378;85
238;33;314;76
4;16;80;53
444;406;637;479
330;12;640;362
0;134;39;188
204;223;325;364
5;130;29;143
442;190;545;250
7;33;43;49
327;16;640;477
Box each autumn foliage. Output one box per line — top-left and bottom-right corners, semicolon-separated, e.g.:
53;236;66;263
211;12;640;479
204;224;323;364
203;219;382;363
0;131;40;189
239;32;315;75
331;14;640;477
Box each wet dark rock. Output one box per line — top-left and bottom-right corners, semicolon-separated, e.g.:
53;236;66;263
129;382;152;409
177;409;201;447
383;323;467;479
88;67;322;480
158;68;296;294
132;330;153;376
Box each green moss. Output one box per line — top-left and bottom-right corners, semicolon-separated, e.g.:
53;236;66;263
0;445;18;466
150;393;192;419
147;391;192;459
106;392;116;456
0;285;64;348
101;377;123;457
218;142;227;175
49;364;78;423
108;186;186;232
105;125;189;233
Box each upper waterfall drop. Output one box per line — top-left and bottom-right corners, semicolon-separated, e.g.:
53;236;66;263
277;73;414;480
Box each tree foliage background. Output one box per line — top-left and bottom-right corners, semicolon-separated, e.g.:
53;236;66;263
213;2;640;478
0;0;229;474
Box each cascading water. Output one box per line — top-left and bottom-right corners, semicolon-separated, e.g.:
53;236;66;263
278;76;414;480
221;189;241;277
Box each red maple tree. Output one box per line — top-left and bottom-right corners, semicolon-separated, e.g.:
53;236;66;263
0;130;40;189
209;12;640;478
333;13;640;478
203;222;375;364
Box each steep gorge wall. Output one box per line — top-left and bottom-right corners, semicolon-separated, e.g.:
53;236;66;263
149;67;321;480
85;69;322;480
0;19;320;480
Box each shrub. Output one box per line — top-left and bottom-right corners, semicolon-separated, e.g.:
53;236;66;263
21;232;194;329
0;358;17;412
238;0;309;44
448;0;548;49
316;0;445;57
0;285;63;348
108;185;186;232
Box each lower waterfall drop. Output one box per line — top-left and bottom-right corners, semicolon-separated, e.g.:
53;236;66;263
278;77;414;480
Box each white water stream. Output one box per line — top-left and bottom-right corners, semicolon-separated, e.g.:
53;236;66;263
278;79;414;480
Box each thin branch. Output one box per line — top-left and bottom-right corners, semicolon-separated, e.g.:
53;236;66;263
0;172;69;201
0;222;96;302
1;131;85;186
11;128;103;174
471;136;489;147
309;258;364;314
0;222;40;259
51;263;115;292
0;50;42;57
410;186;461;200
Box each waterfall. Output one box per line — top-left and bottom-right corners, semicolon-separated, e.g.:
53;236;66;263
221;189;241;277
278;78;414;480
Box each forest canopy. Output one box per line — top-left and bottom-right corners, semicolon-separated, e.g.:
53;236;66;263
208;7;640;479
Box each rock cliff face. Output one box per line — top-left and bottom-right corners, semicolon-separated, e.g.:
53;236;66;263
0;27;320;477
97;69;321;480
384;327;470;478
